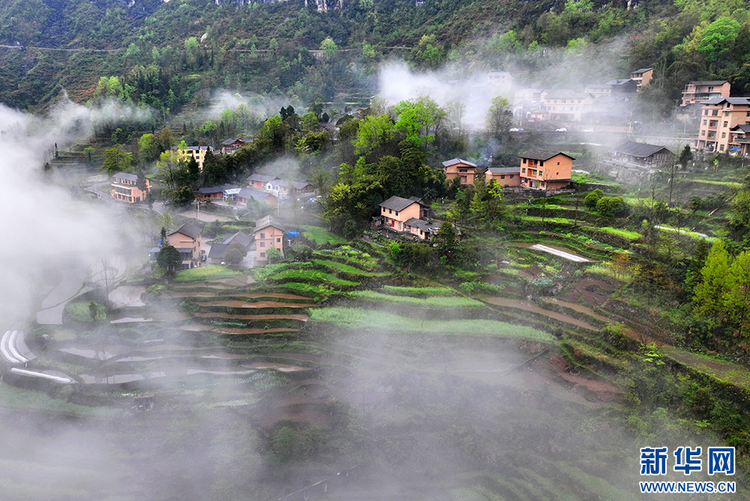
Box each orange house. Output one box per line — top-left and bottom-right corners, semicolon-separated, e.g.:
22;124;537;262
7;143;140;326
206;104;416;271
442;158;478;186
485;167;521;186
631;68;653;91
254;215;285;262
111;172;150;203
379;196;425;232
519;151;574;190
166;223;202;270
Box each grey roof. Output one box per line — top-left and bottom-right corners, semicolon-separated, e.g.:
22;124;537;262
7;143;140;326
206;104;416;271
632;68;652;74
612;141;673;158
223;231;253;248
404;218;439;233
247;173;280;183
197;184;239;194
380;195;418;212
605;79;633;86
291;181;313;190
208;243;229;260
255;215;285;232
114;172;138;182
168;222;201;240
238;187;273;201
488;167;521;174
702;97;750;106
442;158;477;168
522;150;575;162
730;124;750;133
688;80;729;86
184;145;213;151
221;138;245;146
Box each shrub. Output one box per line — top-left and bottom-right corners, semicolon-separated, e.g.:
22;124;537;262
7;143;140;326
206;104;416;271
584;189;604;209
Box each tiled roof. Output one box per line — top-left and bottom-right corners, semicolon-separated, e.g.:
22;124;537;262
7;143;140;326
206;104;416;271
521;150;575;162
380;195;417;212
612;141;673;158
441;158;477;168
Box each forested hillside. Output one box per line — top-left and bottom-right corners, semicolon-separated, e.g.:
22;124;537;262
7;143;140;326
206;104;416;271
2;0;750;114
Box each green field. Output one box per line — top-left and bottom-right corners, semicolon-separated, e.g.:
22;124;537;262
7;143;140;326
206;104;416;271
270;269;359;286
381;285;457;296
352;291;482;307
663;348;750;392
311;307;556;342
174;266;242;282
301;225;348;245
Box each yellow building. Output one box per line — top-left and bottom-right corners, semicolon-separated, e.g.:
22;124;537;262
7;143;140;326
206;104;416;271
174;145;214;171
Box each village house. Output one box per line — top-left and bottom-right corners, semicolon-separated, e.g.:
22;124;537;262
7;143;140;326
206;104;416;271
487;71;513;93
610;141;675;168
519;151;574;190
694;97;750;154
681;81;731;107
254;215;285;262
247;173;280;190
540;90;595;121
208;231;253;264
174;145;213;171
728;124;750;156
442;158;479;186
195;184;239;202
110;172;150;203
166;223;202;270
485;167;521;186
236;187;278;206
220;137;249;154
630;68;653;91
377;195;437;240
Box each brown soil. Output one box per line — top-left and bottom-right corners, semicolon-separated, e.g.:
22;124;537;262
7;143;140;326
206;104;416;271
484;296;599;331
542;298;610;322
535;353;624;404
198;300;316;308
194;312;309;321
558;278;616;307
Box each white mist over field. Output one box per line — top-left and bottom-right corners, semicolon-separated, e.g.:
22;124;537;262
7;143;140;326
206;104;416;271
0;98;144;325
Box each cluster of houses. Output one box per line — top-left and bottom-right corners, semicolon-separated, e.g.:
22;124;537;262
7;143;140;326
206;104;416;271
149;215;286;270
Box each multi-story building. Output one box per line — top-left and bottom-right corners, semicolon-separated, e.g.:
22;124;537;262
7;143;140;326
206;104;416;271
540;90;595;121
519;151;574;190
254;215;285;262
174;145;213;171
110;172;150;203
630;68;653;91
681;81;731;107
166;223;202;270
694;97;750;153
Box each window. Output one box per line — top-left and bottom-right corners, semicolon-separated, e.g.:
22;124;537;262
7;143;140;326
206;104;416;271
720;144;725;151
722;132;726;138
540;161;544;166
522;158;526;163
395;211;399;216
724;121;728;127
509;175;514;179
260;233;265;239
260;252;265;257
389;209;392;214
500;175;505;179
712;110;719;116
703;120;707;125
522;168;526;173
276;238;280;243
701;130;705;136
725;111;730;117
260;242;265;247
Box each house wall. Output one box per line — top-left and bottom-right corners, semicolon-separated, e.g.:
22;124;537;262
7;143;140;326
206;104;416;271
519;154;572;190
541;94;594;121
695;101;750;154
380;203;421;231
485;171;521;186
444;164;477;185
176;148;210;171
110;178;150;203
681;82;731;106
255;226;284;262
166;232;202;266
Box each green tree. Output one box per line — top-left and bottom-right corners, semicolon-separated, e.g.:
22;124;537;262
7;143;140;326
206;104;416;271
138;133;162;163
101;145;133;174
353;114;396;156
224;243;247;266
320;36;338;56
726;250;750;337
157;245;182;278
698;17;741;62
393;97;444;149
486;97;513;141
693;239;731;329
584;189;604;209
